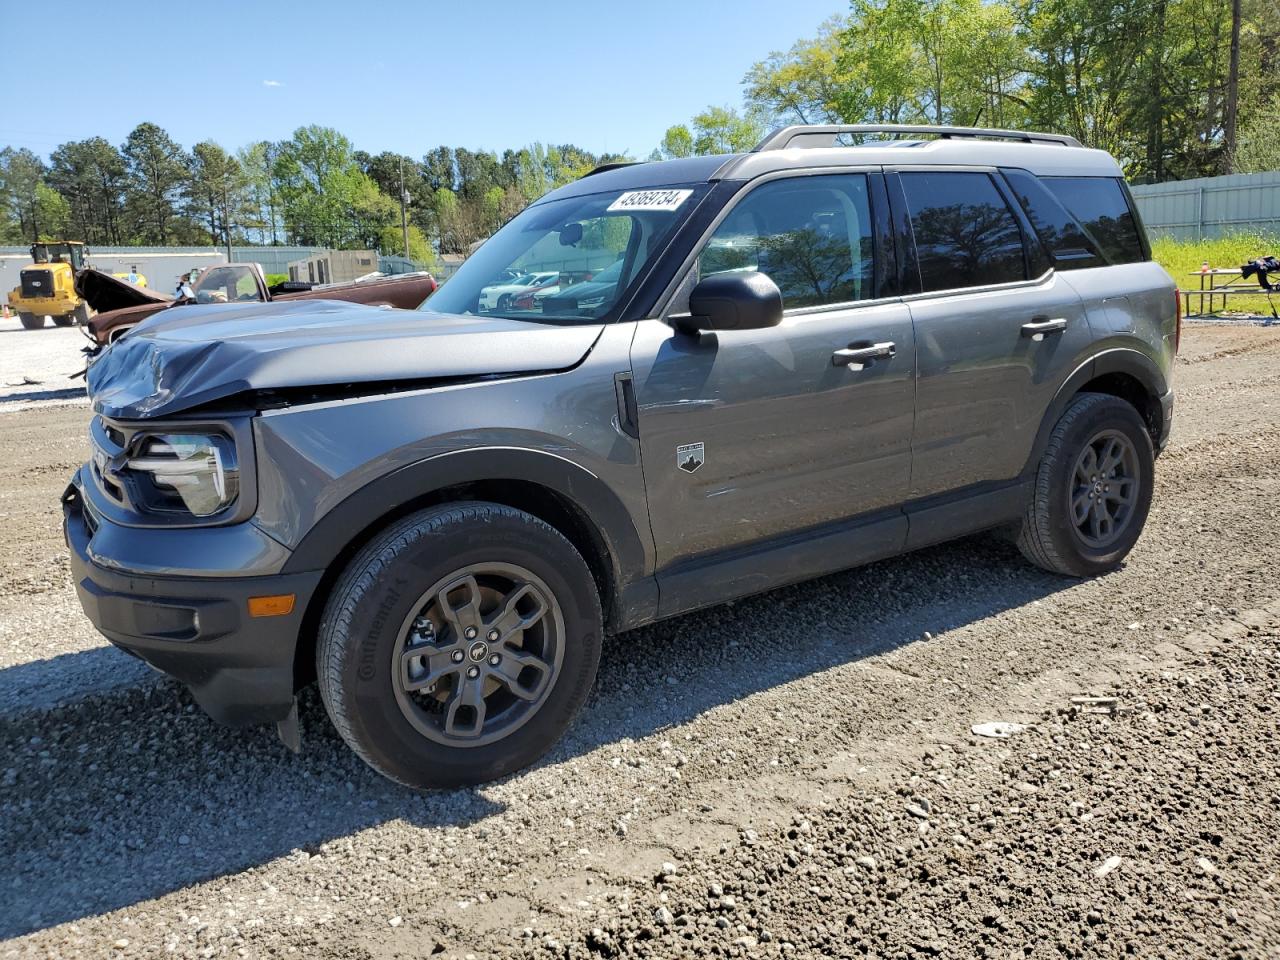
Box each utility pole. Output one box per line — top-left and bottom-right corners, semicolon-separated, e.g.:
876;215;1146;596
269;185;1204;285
399;158;409;263
1223;0;1242;174
222;182;233;263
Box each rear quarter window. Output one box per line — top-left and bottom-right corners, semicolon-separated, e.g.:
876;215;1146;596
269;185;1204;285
1041;176;1147;265
1001;169;1106;270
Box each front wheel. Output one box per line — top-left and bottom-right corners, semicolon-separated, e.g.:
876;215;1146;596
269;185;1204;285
317;502;602;789
18;312;43;330
1017;392;1154;577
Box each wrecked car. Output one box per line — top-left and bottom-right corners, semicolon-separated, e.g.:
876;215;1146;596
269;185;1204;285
79;262;438;345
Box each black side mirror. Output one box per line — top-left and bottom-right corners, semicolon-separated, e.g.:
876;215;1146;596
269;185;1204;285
680;271;783;333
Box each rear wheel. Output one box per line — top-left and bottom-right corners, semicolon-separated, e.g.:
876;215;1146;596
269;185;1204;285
52;313;75;328
317;501;603;789
18;312;43;330
1017;392;1154;577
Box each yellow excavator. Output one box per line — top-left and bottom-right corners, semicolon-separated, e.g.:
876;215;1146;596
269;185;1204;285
8;241;92;330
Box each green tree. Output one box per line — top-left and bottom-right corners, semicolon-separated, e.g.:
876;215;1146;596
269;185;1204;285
34;183;71;240
47;137;128;244
272;125;367;246
121;122;191;243
0;147;48;242
690;106;765;154
187;142;248;248
238;141;282;245
744;16;850;125
657;125;695;159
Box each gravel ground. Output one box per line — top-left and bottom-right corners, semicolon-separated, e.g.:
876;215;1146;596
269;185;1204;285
0;316;92;408
1;324;1279;959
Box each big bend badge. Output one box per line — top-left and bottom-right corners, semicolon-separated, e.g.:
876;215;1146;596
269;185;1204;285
676;442;705;474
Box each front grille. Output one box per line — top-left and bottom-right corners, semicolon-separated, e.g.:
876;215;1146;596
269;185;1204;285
20;269;53;299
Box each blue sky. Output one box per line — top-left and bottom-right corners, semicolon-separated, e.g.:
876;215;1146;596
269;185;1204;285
0;0;841;160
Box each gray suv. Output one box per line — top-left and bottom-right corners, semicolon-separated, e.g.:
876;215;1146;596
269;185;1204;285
66;125;1178;788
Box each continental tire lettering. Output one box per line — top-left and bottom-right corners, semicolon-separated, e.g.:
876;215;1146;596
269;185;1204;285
358;579;407;681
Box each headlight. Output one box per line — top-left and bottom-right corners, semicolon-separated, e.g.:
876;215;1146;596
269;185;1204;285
125;432;239;517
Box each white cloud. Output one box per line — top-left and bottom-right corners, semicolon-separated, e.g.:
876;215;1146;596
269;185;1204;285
263;79;283;88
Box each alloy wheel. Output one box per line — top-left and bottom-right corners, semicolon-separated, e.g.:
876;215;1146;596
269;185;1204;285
391;562;564;747
1069;429;1140;549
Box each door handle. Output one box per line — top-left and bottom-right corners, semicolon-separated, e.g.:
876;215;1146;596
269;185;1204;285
832;341;896;367
1021;317;1068;339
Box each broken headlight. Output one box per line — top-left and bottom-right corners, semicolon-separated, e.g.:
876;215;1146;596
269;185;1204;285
126;432;239;518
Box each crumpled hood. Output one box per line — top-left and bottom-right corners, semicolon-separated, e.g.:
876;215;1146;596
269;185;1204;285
87;299;603;419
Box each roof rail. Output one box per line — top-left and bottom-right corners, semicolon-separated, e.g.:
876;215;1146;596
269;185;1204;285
580;161;639;178
754;124;1083;151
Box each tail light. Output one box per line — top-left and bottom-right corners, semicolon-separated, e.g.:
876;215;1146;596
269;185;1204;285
1174;288;1183;354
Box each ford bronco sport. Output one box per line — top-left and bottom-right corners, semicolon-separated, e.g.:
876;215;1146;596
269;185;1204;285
66;124;1178;789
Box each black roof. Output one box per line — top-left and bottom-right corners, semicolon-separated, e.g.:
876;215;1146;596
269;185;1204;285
537;154;739;204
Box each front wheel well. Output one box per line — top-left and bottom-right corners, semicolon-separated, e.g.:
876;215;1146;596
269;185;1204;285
291;480;618;691
1075;372;1160;444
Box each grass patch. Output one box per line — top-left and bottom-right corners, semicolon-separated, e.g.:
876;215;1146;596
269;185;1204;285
1150;233;1279;317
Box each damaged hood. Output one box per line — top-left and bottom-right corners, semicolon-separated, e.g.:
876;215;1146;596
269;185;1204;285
87;299;604;419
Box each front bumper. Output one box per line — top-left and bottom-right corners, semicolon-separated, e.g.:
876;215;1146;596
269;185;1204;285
16;296;74;316
63;476;323;726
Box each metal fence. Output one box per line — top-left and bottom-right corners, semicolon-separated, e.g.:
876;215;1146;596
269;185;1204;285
1130;171;1280;241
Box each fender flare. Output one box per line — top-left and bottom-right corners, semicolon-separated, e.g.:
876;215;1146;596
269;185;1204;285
279;446;653;619
1022;348;1169;475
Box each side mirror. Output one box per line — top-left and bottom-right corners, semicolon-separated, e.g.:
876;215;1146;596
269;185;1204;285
680;272;783;333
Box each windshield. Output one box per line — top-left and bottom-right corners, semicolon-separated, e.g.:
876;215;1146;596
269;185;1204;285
424;184;706;324
191;264;264;304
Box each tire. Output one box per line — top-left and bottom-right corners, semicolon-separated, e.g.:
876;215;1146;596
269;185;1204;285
1017;392;1154;577
317;501;603;789
497;293;513;312
18;312;43;330
52;313;75;328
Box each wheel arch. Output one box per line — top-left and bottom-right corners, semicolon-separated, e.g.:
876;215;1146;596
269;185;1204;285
284;448;656;689
1025;349;1168;475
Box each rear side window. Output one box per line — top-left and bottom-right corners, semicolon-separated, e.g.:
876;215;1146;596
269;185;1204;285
1041;177;1147;265
899;172;1026;292
1001;169;1105;270
700;174;875;308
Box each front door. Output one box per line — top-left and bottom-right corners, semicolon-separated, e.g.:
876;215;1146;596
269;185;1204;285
630;172;916;591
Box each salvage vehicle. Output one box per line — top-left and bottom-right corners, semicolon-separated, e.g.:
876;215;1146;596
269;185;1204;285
80;261;438;345
478;270;559;312
66;124;1178;789
8;241;93;329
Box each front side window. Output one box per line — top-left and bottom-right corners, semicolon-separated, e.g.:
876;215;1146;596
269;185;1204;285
424;184;708;324
1041;177;1147;265
900;171;1027;292
699;174;875;309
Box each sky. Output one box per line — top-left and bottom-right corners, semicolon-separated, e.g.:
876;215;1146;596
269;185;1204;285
0;0;841;161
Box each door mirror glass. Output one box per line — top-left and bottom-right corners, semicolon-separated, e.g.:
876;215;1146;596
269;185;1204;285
682;271;783;332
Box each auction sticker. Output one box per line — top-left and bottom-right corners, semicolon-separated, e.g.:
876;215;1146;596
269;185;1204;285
607;189;693;213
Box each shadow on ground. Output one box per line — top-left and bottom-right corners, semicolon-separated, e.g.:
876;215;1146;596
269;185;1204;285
0;534;1073;939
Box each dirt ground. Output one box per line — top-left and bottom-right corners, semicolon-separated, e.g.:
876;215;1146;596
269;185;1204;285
1;323;1279;959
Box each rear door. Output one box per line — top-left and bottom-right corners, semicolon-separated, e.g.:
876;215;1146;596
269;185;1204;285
631;171;915;581
890;168;1091;500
